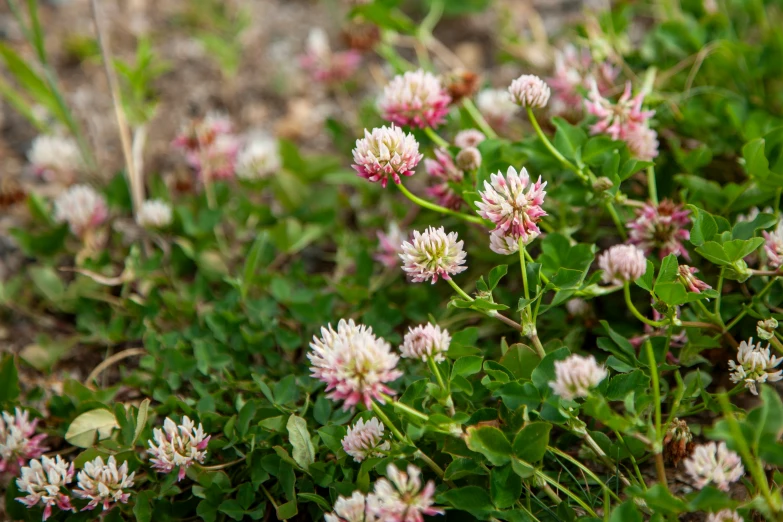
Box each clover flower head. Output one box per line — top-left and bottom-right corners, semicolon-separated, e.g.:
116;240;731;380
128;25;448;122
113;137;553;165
456;147;482;171
74;456;135;512
0;408;47;475
476;166;547;245
706;510;744;522
678;265;711;293
425;148;464;210
757;318;779;341
598;244;648;285
489;231;520;255
728;337;783;395
627;200;691;259
352;125;423;188
16;455;74;521
376;222;408;269
548;354;607;400
476;88;519;128
342;417;390;462
325;491;371;522
566;298;590;317
53;184;108;237
625;124;660;161
399;226;467;284
548;45;618;115
683;442;744;492
454;129;486;149
136;199;173;229
195;134;240;180
367;463;444;522
28;135;83;180
400;323;451;363
300;28;361;84
148;416;210;481
308;319;402;410
508;74;551;108
236;134;281;180
172;112;234;156
663;418;694;465
763;220;783;268
379;69;451;129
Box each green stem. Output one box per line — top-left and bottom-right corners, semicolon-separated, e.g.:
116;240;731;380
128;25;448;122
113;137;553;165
379;394;431;423
534;470;598;517
424;127;451;149
646;166;659;205
714;267;725;318
547;446;623;502
396;182;484;224
724;276;779;331
446;278;473;301
529;334;547;360
646;341;669;493
462;98;498;139
624;283;667;327
519;240;530;302
526;108;579;174
612;430;647;490
427;357;447;391
371;401;406;442
605;202;628;241
260;484;279;510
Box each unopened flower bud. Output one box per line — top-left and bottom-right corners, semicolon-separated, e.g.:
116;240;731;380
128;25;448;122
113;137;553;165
663;418;694;465
757;318;778;341
592;176;613;192
508;74;550;109
456;147;482;171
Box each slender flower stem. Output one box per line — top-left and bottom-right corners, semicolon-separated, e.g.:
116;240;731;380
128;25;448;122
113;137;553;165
770;336;783;355
529;334;547;360
446;278;473;301
519;240;530;302
378;394;431;423
714;266;725;318
646;166;658;205
424;127;451;149
526;108;579;174
462;98;498;139
371;401;406;442
427;357;447;391
396;182;484;224
547;446;623;502
605;202;628;241
645;341;669;492
261;484;279;510
624;283;667;327
724;276;779;331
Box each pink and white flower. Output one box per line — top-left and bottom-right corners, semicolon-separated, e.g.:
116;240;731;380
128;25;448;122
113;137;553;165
378;70;451;129
489;231;520;255
236;133;281;180
400;323;451;363
299;28;361;84
456;147;482;171
763;219;783;268
308;319;402;410
325;491;371;522
728;337;783;395
367;463;444;522
342;417;390;462
27;135;83;181
476;166;547;245
136;199;173;229
598;244;647;285
548;45;618;116
549;354;607;400
16;456;74;521
454;129;486;149
172;113;239;180
683;442;744;492
425;148;464;210
1;408;47;475
706;510;744;522
508;74;551;108
74;456;135;511
627;200;691;259
148;416;210;481
352;125;423;188
678;265;711;293
476;89;519;129
53;184;108;237
400;227;467;283
172;112;233;157
375;222;408;269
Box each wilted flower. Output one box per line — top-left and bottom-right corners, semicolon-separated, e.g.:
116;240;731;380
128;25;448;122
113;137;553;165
148;416;210;481
598;245;647;285
728;337;783;395
300;28;361;84
763;220;783;268
476;88;519;129
683;442;744;492
678;265;710;293
585;82;658;160
508;74;551;108
476;166;547;246
172;112;233;157
352;125;423;188
27;135;82;180
425;148;464;210
308;319;402;409
378;69;451;129
325;491;371;522
628;200;691;259
136;199;173;229
16;455;75;521
375;222;408;269
548;354;608;400
454;129;485;149
400;226;467;283
0;408;47;475
757;318;779;341
706;510;744;522
195;134;239;180
367;463;444;522
400;323;451;363
456;147;481;171
236;134;281;180
663;418;694;465
489;231;520;255
53;184;108;237
342;417;390;462
74;456;135;511
444;69;480;104
548;45;618;116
